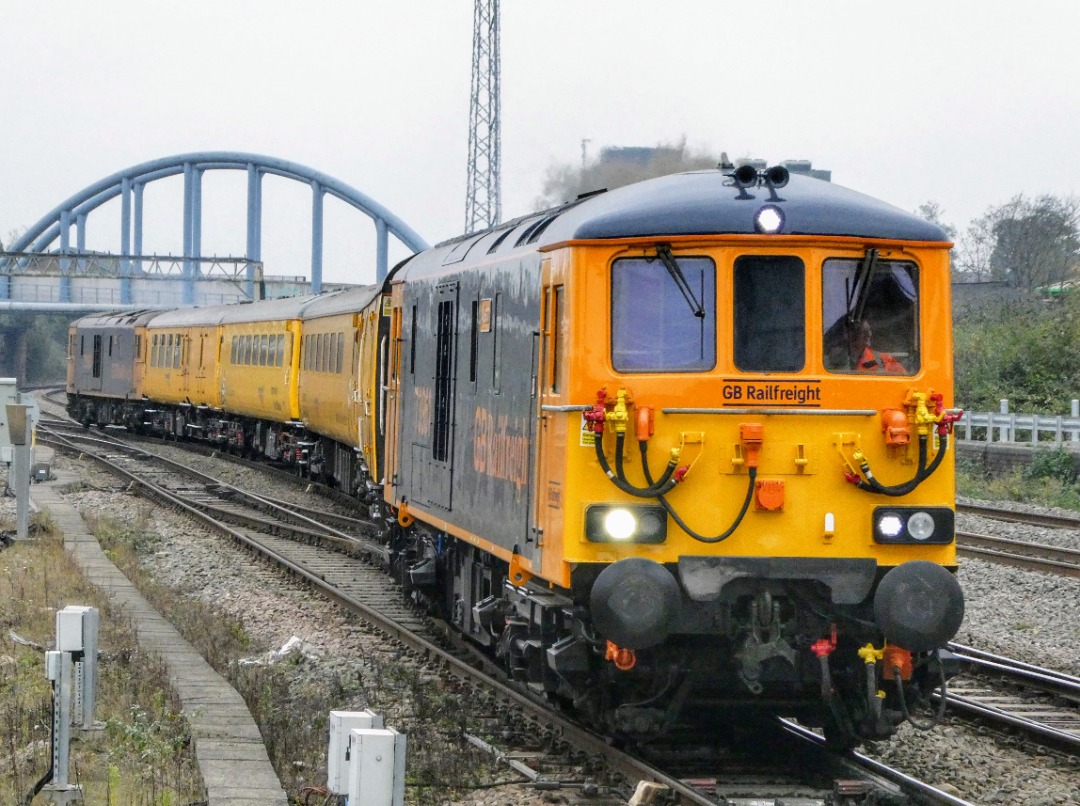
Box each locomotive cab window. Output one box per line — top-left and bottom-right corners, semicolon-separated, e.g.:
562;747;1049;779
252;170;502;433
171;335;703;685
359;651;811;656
733;255;805;372
822;256;919;375
611;255;716;372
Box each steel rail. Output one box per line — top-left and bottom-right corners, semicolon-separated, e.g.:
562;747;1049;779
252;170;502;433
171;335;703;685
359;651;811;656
957;502;1080;530
947;643;1080;699
956;531;1080;577
779;720;977;806
940;644;1080;753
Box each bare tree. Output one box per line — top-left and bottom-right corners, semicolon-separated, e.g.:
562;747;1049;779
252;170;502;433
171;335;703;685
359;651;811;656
915;201;957;241
956;194;1080;289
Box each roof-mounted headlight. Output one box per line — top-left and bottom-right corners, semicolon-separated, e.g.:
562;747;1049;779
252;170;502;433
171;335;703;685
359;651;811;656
754;204;785;234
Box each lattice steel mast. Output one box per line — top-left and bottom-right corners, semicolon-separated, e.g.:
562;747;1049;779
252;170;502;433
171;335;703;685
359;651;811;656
465;0;501;233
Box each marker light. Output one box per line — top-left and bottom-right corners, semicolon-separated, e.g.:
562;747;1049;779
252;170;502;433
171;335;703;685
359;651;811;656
754;204;785;234
907;511;936;541
878;514;904;538
604;508;637;540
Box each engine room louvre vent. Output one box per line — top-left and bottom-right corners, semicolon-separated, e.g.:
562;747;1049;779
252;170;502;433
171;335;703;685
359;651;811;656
442;233;486;266
486;226;517;254
525;213;560;245
514;216;549;248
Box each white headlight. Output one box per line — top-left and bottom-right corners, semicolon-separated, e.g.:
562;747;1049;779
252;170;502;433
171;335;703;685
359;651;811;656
604;508;637;540
907;511;936;540
878;514;904;538
754;204;785;234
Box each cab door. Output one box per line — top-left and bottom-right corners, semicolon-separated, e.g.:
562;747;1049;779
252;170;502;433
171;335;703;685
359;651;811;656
532;259;569;579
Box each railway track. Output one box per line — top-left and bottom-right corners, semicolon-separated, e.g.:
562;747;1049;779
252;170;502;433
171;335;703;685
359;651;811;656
955;531;1080;577
957;501;1080;530
955;500;1080;576
37;420;975;804
943;643;1080;754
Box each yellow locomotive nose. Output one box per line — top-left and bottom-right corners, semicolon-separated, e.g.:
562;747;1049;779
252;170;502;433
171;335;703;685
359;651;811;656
589;557;682;650
873;561;965;652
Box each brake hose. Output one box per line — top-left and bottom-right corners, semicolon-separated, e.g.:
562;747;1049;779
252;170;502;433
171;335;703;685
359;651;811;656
893;649;949;731
850;431;951;497
594;436;677;498
853;433;928;496
640;448;756;543
611;432;678;494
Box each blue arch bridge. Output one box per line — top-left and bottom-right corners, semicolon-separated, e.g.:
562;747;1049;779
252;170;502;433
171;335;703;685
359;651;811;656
0;151;428;313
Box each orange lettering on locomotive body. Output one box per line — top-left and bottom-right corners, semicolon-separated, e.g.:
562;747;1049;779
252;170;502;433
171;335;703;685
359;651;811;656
472;407;529;492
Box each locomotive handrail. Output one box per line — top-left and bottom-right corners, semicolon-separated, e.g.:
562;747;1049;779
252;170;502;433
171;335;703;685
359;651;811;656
661;407;878;416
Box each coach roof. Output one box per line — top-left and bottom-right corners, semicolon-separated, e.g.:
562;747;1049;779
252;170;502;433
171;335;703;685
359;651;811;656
147;295;321;328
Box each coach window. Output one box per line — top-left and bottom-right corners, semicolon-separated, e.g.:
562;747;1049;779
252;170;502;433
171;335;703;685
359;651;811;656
733;255;805;372
611;255;716;372
822;257;919;375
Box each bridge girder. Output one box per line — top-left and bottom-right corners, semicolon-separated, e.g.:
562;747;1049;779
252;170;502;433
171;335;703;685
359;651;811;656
6;152;429;297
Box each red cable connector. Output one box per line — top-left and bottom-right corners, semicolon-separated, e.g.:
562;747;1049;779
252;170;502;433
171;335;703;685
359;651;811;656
811;625;838;658
583;389;608;434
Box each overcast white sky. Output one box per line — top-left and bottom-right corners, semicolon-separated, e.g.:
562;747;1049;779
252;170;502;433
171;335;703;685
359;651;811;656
2;1;1078;285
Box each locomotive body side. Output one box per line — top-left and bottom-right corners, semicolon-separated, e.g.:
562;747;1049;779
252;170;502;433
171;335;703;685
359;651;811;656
388;246;543;558
67;309;163;426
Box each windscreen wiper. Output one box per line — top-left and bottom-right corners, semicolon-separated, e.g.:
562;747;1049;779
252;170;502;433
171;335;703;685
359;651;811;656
846;248;879;326
656;245;705;318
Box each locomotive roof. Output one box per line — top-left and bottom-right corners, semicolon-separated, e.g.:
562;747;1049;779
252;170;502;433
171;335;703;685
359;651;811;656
399;170;949;282
146;294;322;328
540;170;950;243
71;309;167;328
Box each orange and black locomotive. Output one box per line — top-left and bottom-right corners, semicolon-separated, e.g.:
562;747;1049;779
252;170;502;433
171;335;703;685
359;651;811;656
69;163;964;745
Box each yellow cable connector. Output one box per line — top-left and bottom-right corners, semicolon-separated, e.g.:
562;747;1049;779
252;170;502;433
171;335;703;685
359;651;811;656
904;390;943;436
858;643;884;665
606;388;631;434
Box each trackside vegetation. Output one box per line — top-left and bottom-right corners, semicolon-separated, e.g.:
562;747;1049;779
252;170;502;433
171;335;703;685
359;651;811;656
0;509;203;805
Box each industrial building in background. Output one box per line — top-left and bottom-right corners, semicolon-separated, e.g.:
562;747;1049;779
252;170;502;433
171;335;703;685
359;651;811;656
465;0;501;233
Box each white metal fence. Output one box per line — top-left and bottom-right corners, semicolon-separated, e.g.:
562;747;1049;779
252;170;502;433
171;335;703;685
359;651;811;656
958;400;1080;446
